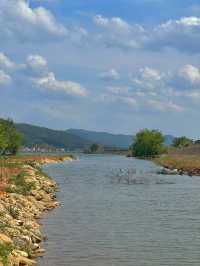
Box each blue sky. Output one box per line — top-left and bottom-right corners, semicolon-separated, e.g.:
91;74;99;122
1;0;200;138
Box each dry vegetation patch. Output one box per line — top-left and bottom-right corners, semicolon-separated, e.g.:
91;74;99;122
156;154;200;175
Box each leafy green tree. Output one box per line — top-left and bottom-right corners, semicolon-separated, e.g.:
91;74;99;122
0;123;8;155
172;136;193;148
0;119;22;155
89;143;104;154
131;129;165;158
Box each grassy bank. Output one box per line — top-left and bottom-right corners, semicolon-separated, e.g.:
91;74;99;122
155;154;200;176
0;154;74;266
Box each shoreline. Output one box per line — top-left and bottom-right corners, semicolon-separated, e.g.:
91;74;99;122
154;154;200;176
0;155;74;266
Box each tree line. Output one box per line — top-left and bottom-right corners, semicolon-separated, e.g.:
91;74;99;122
0;119;22;156
0;117;195;158
130;129;194;158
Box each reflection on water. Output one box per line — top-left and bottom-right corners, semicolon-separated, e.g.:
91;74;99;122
38;155;200;266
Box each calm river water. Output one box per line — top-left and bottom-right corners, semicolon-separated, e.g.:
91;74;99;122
38;154;200;266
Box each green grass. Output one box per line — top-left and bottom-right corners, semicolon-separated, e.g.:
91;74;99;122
0;154;73;192
6;172;35;195
0;212;9;232
7;205;20;219
0;243;14;266
0;222;8;232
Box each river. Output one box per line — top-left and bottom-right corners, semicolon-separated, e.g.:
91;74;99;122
38;154;200;266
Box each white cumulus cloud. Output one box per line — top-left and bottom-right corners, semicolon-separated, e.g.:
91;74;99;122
0;53;16;69
33;72;88;97
132;67;164;92
94;15;132;33
93;14;144;50
179;64;200;84
26;54;48;75
0;0;67;42
151;16;200;53
92;14;200;54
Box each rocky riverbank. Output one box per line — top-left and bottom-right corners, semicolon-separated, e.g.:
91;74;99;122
0;155;74;266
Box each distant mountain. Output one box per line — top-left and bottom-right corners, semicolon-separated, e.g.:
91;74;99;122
67;129;175;148
67;129;133;149
16;123;175;150
16;123;91;150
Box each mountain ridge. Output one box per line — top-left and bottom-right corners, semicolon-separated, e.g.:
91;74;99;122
66;128;133;149
16;123;175;150
16;123;91;150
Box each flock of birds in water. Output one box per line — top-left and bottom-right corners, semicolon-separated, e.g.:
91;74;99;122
59;159;178;186
111;168;176;185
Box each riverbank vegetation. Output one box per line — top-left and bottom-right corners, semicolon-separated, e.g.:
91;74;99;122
129;128;200;176
84;143;104;154
0;119;22;156
0;118;76;265
154;140;200;175
172;136;193;148
155;154;200;176
0;154;75;266
130;129;166;158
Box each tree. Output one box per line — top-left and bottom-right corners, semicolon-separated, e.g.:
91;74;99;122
87;143;104;154
0;123;8;155
172;136;193;148
131;129;165;158
0;119;22;155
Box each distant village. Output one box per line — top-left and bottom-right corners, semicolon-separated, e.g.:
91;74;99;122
20;146;66;153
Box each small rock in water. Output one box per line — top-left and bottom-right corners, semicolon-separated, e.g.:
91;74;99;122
158;168;179;175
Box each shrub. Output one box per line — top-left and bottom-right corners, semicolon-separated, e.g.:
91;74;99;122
0;119;22;156
6;172;35;195
85;144;104;154
131;129;166;158
172;136;193;148
7;205;20;219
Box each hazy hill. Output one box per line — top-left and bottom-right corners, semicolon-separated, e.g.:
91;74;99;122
67;129;133;149
16;124;175;150
16;123;91;150
67;129;175;148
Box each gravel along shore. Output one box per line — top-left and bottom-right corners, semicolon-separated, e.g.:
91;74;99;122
0;155;74;266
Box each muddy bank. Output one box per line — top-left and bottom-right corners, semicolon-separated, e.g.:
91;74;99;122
0;155;74;266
